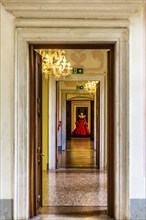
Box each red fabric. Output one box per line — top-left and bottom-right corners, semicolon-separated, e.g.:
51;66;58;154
71;118;90;136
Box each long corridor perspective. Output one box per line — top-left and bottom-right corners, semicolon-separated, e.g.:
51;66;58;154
58;138;96;168
41;138;108;219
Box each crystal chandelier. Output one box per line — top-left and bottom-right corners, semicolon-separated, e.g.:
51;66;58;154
84;81;98;94
35;49;72;80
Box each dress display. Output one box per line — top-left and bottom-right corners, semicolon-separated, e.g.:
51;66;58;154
71;113;90;137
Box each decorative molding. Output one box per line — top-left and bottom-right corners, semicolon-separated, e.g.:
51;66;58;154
15;18;130;28
14;26;129;220
1;0;143;20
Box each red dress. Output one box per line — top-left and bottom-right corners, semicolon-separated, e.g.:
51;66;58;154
71;117;90;136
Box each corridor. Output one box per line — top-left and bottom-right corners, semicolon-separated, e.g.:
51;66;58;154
41;138;107;219
58;138;96;168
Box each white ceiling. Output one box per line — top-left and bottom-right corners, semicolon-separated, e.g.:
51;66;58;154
1;0;144;20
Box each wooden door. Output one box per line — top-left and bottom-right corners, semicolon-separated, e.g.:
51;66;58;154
35;51;43;213
29;46;42;217
107;48;115;218
96;82;100;169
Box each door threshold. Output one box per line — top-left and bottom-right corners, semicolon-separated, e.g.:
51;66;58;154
41;206;107;215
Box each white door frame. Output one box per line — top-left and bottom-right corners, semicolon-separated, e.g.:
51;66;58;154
14;27;129;220
61;75;106;171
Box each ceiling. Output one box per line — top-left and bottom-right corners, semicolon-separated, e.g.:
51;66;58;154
1;0;144;20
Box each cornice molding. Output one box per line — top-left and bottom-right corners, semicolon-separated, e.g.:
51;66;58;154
15;18;130;28
17;27;128;44
1;0;143;20
14;25;129;220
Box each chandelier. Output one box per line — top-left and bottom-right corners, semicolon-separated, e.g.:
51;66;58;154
84;81;98;94
35;49;72;80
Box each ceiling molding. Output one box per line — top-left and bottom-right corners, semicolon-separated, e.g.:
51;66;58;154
15;18;130;28
1;0;143;20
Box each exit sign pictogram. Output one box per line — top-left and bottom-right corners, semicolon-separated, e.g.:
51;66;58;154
76;85;84;90
73;68;83;74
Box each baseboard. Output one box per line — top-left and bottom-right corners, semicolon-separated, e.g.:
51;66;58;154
130;199;146;220
0;199;13;220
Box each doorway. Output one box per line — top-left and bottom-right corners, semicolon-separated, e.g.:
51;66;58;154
58;80;100;169
60;92;95;169
29;44;115;218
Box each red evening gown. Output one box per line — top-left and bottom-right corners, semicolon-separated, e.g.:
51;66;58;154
71;118;90;136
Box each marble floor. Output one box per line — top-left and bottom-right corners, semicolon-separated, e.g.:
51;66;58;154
42;169;107;207
41;138;108;219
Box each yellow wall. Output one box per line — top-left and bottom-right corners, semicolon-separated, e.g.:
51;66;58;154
42;74;48;170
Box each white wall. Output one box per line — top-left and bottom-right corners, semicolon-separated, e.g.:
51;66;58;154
49;75;56;169
129;5;146;199
0;4;15;199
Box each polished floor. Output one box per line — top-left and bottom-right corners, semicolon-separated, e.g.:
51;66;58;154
58;138;96;168
41;138;108;219
42;169;107;207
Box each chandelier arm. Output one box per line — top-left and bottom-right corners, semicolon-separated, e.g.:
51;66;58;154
35;49;72;80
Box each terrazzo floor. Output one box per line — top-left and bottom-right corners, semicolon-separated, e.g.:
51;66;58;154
42;170;107;207
41;138;108;219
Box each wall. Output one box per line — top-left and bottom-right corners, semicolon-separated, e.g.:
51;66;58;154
129;4;146;219
12;25;129;220
0;4;14;219
48;75;56;170
66;49;107;75
0;4;135;218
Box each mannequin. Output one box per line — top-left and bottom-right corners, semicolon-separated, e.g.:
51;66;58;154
71;112;90;136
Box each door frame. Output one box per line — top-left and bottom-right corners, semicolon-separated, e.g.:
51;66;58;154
29;43;114;218
61;76;105;158
14;27;129;220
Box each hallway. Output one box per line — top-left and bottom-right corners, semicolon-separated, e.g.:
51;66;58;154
58;138;96;168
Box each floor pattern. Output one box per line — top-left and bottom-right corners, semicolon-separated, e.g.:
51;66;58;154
41;138;107;218
42;169;107;207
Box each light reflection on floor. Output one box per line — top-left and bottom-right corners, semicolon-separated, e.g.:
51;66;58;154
58;138;96;168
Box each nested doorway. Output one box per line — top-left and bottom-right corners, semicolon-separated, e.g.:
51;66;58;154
29;43;115;219
58;82;100;169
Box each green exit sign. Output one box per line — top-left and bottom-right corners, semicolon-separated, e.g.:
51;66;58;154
73;68;83;74
76;85;84;90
